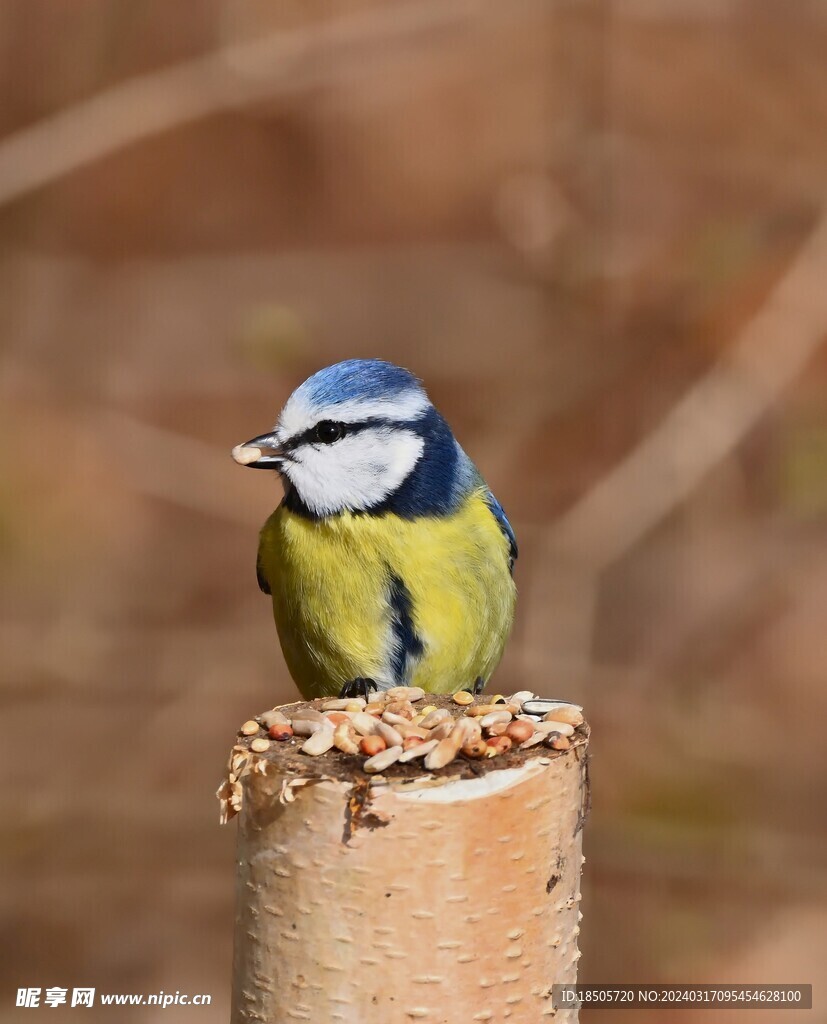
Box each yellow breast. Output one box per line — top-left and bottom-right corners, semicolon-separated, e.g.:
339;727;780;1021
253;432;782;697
257;489;516;698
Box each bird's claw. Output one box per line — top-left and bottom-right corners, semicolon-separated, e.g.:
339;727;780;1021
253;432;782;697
339;677;379;700
473;676;485;696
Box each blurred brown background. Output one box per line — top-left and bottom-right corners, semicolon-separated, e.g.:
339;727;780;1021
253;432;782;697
2;1;826;1021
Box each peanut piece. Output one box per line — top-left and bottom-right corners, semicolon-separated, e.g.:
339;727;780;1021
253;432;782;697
268;723;294;741
505;720;535;744
359;735;387;757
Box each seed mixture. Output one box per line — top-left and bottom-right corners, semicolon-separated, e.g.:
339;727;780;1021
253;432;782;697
218;688;587;823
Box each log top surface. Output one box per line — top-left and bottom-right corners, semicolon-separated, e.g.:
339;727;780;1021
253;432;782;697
218;692;589;822
240;694;586;781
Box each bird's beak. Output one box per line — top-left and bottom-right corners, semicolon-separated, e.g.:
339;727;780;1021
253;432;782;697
231;432;287;469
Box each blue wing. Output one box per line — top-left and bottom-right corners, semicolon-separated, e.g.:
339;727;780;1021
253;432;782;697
483;489;518;573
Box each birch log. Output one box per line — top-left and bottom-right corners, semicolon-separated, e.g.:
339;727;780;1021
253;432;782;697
229;727;589;1023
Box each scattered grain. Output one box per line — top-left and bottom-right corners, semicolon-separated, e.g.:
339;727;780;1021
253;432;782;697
430;720;456;740
321;697;365;711
421;708;451;729
480;710;513;729
385;686;426;702
291;720;328;737
542;705;584;727
546;733;571;751
268;723;294;742
541;717;575;736
291;707;327;720
518;732;547;751
452;690;475;706
351;713;382;736
509;691;536;707
301;729;335;756
333;722;359;755
382;710;412;727
360;735;387;757
375;721;404;748
385;700;415;720
398;739;438;763
505;721;535;745
364;745;403;773
464;704;504;718
260;710;289;728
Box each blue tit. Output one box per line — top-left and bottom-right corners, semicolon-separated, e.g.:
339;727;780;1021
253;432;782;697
232;358;517;699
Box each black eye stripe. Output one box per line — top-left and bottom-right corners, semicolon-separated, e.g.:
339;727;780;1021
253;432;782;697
304;420;372;445
284;415;413;450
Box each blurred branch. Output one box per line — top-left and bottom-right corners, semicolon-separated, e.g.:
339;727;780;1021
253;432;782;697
0;0;477;210
102;411;267;527
548;212;827;570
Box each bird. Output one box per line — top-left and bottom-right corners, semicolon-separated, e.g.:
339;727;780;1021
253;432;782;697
231;358;517;700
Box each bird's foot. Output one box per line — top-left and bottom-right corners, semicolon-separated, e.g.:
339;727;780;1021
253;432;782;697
339;677;379;700
473;676;485;696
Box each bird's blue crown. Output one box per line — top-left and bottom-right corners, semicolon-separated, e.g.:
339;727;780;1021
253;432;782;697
296;358;425;414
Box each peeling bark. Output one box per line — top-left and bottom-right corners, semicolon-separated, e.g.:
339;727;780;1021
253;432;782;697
231;744;588;1023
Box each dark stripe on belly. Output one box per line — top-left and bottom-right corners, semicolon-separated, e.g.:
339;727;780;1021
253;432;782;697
256;552;271;594
387;572;425;682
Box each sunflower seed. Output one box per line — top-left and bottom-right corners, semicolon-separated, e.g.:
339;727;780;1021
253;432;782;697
480;710;513;729
541;717;575;736
522;699;582;717
394;722;431;740
290;708;327;723
518;732;547;751
382;710;412;727
398;739;438;762
351;713;382;736
291;719;328;737
385;686;426;702
541;705;584;727
321;697;365;711
430;720;456;740
260;709;289;729
301;729;335;756
420;708;452;729
531;720;574;736
375;721;404;747
508;691;536;707
424;718;477;770
363;745;404;773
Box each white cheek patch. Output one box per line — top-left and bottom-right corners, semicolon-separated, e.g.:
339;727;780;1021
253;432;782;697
277;389;429;441
282;428;424;516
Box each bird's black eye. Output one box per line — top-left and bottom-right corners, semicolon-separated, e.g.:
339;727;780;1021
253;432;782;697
312;420;346;444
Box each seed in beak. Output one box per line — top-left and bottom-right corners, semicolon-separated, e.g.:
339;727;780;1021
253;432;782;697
231;444;265;465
